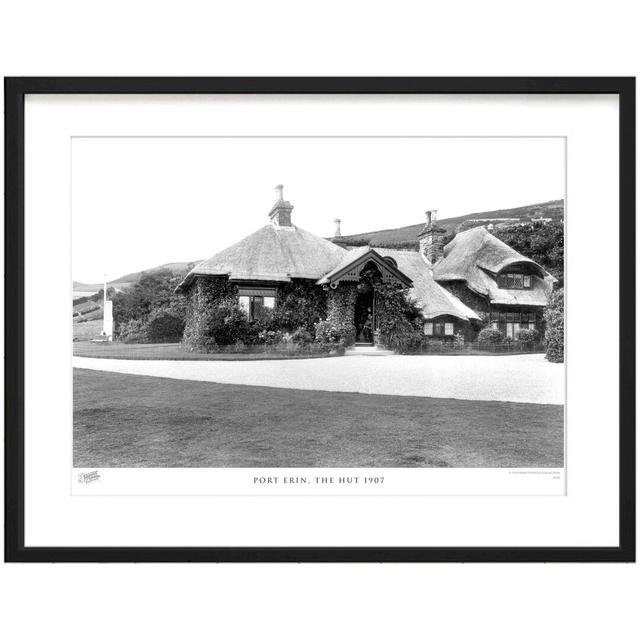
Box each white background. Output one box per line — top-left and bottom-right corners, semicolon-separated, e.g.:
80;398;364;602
28;94;602;547
1;2;638;639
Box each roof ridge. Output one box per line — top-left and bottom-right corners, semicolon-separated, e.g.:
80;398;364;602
371;246;419;253
456;226;488;237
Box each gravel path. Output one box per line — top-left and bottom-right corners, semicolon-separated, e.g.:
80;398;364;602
73;353;564;405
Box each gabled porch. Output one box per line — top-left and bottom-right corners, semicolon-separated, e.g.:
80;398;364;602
317;246;413;345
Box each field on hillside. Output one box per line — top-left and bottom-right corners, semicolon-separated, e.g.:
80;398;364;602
73;290;98;299
73;283;133;300
73;369;564;468
337;200;564;248
74;308;103;323
73;319;104;341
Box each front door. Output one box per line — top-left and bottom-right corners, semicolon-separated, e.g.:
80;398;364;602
354;283;374;343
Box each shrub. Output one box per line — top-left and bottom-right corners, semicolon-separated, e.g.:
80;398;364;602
258;329;285;347
145;307;185;343
377;316;422;353
112;270;185;332
249;307;279;335
544;289;564;363
315;318;356;346
205;300;250;345
423;337;444;349
291;327;313;345
370;277;423;353
517;328;539;344
478;327;503;346
118;318;148;344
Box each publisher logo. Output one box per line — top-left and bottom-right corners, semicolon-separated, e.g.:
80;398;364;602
77;470;101;484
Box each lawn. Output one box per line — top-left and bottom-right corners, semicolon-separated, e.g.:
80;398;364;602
74;369;564;468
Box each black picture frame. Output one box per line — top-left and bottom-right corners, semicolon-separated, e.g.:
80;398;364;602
4;77;635;563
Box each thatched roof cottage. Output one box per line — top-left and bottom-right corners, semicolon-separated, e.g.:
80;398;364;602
177;186;555;344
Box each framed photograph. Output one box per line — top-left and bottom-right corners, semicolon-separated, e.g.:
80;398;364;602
5;77;635;562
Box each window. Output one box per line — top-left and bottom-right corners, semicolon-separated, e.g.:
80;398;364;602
238;296;251;315
237;288;276;321
505;322;514;339
497;272;534;289
247;296;276;321
489;309;538;337
425;320;455;336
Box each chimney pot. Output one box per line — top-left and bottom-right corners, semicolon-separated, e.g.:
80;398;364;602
268;184;293;226
419;209;445;264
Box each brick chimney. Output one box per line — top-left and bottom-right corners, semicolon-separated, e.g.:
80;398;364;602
268;184;294;227
418;209;447;264
333;218;342;237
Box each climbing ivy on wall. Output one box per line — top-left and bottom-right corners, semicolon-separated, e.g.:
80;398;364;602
271;280;327;331
315;283;357;346
360;268;423;353
182;278;247;351
327;284;357;322
182;277;331;351
180;270;424;354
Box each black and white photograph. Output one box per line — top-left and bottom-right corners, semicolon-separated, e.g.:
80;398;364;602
2;2;638;638
6;78;632;566
71;136;565;473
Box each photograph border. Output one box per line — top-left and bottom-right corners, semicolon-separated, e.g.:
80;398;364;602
4;76;635;563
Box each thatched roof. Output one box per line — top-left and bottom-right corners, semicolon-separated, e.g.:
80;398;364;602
433;227;555;306
374;248;481;321
176;211;553;315
176;224;347;291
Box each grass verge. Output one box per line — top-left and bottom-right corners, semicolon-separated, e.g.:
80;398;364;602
73;341;342;361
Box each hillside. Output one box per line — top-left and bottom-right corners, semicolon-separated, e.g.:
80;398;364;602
335;200;564;249
109;261;201;284
73;260;201;294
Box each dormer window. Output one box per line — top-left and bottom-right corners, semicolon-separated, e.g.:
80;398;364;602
383;256;397;268
497;272;533;289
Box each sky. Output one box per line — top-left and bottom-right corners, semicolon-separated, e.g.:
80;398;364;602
72;136;565;283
